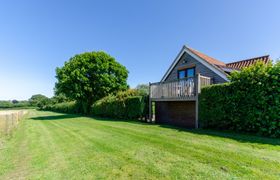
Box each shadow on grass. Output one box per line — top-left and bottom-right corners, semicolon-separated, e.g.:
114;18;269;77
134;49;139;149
31;112;280;146
90;116;280;146
158;124;280;146
31;114;80;121
92;117;280;146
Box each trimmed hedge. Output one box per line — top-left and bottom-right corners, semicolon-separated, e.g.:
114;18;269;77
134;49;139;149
91;91;148;120
199;62;280;137
42;101;81;114
40;89;149;119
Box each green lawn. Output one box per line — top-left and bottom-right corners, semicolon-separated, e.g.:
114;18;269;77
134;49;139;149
0;110;279;179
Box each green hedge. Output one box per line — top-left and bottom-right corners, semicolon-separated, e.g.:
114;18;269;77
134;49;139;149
0;101;31;109
199;62;280;137
91;92;148;120
42;101;81;114
40;89;149;119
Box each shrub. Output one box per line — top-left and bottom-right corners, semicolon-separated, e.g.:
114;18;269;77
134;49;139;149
0;101;14;108
91;90;148;120
199;62;280;137
135;84;149;95
42;101;81;114
126;96;147;119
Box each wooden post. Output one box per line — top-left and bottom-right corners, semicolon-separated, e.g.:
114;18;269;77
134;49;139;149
149;82;152;123
195;73;201;129
5;114;8;135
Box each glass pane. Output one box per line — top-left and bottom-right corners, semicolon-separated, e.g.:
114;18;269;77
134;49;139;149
178;70;185;79
187;68;194;77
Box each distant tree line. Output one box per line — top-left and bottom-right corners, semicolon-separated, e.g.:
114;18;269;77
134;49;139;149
0;100;31;109
0;94;70;109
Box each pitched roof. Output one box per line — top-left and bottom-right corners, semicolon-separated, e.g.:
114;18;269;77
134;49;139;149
185;47;270;74
161;46;229;82
187;47;270;70
226;55;270;69
161;45;270;82
186;47;226;66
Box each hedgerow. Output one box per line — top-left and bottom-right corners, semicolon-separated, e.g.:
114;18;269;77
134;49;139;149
42;101;81;114
199;62;280;137
40;89;149;120
91;90;148;120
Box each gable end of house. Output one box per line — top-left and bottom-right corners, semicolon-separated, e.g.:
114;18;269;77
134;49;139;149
161;45;229;83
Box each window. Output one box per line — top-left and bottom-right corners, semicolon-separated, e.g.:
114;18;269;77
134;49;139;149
178;67;195;79
186;68;195;77
178;70;185;79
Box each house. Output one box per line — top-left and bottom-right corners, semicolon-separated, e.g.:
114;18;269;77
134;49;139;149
149;45;270;128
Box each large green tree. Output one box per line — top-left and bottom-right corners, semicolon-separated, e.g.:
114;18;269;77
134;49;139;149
29;94;50;108
55;51;129;113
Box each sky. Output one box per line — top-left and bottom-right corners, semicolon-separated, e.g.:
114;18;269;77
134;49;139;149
0;0;279;100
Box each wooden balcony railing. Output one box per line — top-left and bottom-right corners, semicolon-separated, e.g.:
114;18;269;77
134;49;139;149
149;74;211;101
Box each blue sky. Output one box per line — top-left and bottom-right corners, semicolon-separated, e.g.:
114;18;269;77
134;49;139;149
0;0;279;100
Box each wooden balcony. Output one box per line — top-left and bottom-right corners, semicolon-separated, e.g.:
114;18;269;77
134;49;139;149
149;74;211;101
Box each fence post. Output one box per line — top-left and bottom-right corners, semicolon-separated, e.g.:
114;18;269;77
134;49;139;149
5;114;9;135
149;82;152;122
0;115;3;135
195;73;201;129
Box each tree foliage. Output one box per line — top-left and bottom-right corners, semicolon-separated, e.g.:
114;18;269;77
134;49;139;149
12;100;19;104
29;94;50;109
50;94;70;104
55;51;129;113
135;84;149;95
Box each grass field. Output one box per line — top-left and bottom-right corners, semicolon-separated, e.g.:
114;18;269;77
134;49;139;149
0;110;279;179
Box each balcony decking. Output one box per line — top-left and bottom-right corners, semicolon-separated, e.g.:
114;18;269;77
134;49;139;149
148;74;212;127
149;74;211;101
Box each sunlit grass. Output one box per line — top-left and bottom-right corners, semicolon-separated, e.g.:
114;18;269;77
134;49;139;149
0;110;279;179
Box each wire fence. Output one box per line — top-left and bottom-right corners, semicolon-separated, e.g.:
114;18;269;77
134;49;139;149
0;110;27;136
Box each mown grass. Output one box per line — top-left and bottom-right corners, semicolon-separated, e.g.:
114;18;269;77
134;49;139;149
0;110;279;179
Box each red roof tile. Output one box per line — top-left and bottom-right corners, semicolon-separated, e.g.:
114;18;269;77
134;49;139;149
187;47;226;66
185;46;270;73
226;55;270;69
